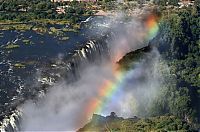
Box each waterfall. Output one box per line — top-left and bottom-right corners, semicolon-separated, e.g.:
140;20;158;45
0;18;151;130
0;31;113;132
63;33;112;83
0;110;22;132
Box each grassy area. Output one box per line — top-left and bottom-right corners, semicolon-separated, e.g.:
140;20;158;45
4;44;20;49
0;20;27;25
32;26;48;34
0;24;32;31
49;25;79;37
0;19;78;33
62;27;79;33
0;19;70;25
60;36;69;41
33;19;71;25
73;23;81;29
14;63;26;68
22;39;32;45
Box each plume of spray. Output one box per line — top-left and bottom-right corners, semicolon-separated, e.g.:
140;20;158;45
20;12;163;131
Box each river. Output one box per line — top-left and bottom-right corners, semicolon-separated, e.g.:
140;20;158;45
0;16;111;122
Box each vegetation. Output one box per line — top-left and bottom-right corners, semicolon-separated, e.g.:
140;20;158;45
14;63;26;68
118;5;200;130
153;0;179;6
0;0;140;32
0;24;32;31
0;0;98;24
60;36;69;41
156;6;200;125
4;44;20;49
79;113;194;131
0;0;140;26
22;39;32;45
0;0;96;32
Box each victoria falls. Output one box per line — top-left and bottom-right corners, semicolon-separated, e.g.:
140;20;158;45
0;0;199;131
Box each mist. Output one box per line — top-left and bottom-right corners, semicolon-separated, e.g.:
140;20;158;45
19;13;167;131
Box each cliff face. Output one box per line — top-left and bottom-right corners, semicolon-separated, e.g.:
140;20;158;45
78;112;138;132
78;45;194;131
117;45;152;70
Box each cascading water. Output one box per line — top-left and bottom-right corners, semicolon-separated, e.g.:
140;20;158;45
0;110;22;132
0;29;114;132
0;12;162;131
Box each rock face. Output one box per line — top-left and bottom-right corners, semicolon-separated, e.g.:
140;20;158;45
91;112;124;124
78;112;138;131
117;44;152;70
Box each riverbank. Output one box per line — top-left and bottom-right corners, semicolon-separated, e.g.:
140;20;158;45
0;19;79;31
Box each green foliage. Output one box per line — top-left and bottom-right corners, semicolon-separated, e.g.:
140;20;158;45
154;6;200;126
153;0;167;6
168;87;193;120
79;115;194;131
22;39;32;45
14;63;26;68
159;8;200;60
4;44;20;49
153;0;179;6
118;6;200;128
0;0;95;23
168;0;179;6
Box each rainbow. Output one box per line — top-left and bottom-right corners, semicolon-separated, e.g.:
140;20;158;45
82;13;160;120
84;66;136;117
145;14;159;41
